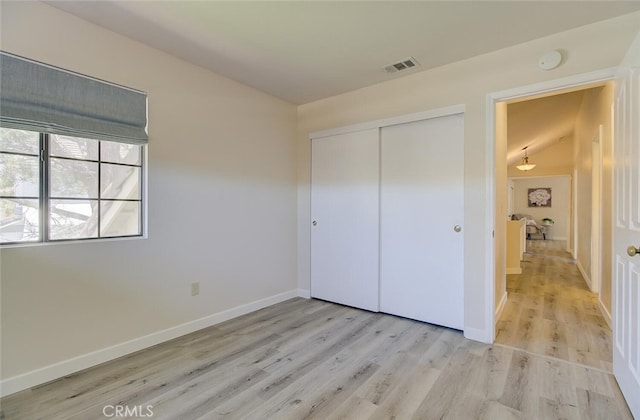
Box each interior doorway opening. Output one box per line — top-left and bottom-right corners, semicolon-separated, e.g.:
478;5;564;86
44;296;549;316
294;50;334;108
486;68;617;342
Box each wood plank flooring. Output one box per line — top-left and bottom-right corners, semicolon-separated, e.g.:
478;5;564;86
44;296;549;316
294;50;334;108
496;240;612;371
1;242;632;419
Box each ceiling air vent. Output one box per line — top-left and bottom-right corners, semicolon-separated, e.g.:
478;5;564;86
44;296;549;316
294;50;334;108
384;57;420;74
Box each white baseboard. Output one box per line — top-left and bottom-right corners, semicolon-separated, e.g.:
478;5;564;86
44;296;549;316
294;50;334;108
464;326;493;344
495;291;508;321
0;289;299;398
297;289;311;298
576;259;592;290
599;299;612;330
506;267;522;275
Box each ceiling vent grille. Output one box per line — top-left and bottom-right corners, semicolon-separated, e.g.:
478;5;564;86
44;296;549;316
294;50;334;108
384;57;420;74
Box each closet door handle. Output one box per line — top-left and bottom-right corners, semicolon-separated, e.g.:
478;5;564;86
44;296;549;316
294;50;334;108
454;225;462;233
627;245;640;257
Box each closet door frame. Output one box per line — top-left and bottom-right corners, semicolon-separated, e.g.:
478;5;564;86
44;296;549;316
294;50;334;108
309;104;465;315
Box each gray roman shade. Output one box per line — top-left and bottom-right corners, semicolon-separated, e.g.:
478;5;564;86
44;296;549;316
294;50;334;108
0;51;147;144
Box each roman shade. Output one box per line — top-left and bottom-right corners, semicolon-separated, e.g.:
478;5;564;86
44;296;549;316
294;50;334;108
0;51;147;144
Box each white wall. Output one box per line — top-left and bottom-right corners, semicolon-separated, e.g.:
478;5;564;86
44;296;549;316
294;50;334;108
2;0;637;394
512;176;571;241
574;84;615;314
297;12;640;342
0;2;297;391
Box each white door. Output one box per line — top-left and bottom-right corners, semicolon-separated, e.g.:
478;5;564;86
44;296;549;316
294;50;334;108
380;114;464;329
311;129;380;312
613;34;640;419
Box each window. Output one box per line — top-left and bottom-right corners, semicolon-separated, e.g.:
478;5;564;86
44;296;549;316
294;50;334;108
0;127;144;244
0;52;148;245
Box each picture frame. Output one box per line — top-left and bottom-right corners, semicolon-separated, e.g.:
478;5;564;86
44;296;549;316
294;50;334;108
528;187;552;207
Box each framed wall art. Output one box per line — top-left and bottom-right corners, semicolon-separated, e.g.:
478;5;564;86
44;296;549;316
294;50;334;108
528;187;552;207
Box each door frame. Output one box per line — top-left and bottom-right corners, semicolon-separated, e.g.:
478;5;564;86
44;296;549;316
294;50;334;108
591;126;604;294
485;67;617;341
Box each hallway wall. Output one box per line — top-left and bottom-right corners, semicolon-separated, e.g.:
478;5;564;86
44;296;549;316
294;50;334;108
574;83;614;317
512;176;571;241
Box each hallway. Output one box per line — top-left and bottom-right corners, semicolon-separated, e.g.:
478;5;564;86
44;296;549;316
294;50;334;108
496;240;612;371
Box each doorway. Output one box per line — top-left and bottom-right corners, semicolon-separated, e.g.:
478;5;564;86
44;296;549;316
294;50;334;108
489;72;613;358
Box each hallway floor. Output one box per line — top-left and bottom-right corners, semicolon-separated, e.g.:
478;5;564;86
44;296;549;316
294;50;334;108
496;240;612;371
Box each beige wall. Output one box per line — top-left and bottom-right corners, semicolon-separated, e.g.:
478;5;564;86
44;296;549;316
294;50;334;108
1;0;636;391
0;2;297;382
297;12;640;339
512;176;572;241
508;138;576;252
574;83;615;314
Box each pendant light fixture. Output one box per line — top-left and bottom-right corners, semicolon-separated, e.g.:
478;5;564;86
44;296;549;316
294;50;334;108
516;146;536;171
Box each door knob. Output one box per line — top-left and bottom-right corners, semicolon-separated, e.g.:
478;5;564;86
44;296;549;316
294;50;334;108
627;245;640;257
454;225;462;233
312;220;317;226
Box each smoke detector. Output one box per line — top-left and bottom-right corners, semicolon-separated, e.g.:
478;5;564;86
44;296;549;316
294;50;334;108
384;57;420;74
538;50;563;70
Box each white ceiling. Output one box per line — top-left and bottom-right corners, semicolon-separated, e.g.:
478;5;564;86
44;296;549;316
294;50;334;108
46;1;640;105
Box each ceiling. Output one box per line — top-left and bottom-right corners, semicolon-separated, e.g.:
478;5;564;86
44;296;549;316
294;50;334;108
43;1;635;161
46;1;640;105
506;88;595;165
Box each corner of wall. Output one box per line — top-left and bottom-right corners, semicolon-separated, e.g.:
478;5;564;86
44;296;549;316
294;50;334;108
576;259;592;290
599;299;612;329
0;289;299;398
297;289;311;299
495;290;508;321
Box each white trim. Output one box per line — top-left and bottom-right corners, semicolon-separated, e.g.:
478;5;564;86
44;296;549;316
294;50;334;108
486;67;617;345
464;326;493;344
0;289;299;398
484;94;497;344
506;267;522;275
573;168;579;259
297;289;311;299
488;67;616;103
599;299;613;330
309;104;465;139
591;127;604;294
576;259;592;290
495;291;508;321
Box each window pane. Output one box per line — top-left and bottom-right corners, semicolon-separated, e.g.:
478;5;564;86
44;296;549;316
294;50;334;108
50;158;98;199
100;164;140;199
0;198;39;243
49;199;98;240
101;201;140;237
101;141;141;165
50;134;98;160
0;127;39;155
0;154;40;197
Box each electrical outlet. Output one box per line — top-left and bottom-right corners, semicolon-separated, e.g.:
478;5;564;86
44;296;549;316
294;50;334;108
191;282;200;296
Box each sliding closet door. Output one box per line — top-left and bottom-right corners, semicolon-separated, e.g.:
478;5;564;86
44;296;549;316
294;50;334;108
380;115;464;329
311;129;379;311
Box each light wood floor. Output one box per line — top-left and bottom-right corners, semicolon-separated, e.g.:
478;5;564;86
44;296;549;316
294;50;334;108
1;245;632;419
496;240;612;371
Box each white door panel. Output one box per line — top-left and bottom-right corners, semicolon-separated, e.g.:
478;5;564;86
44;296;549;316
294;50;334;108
311;129;379;312
613;33;640;419
380;115;464;329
